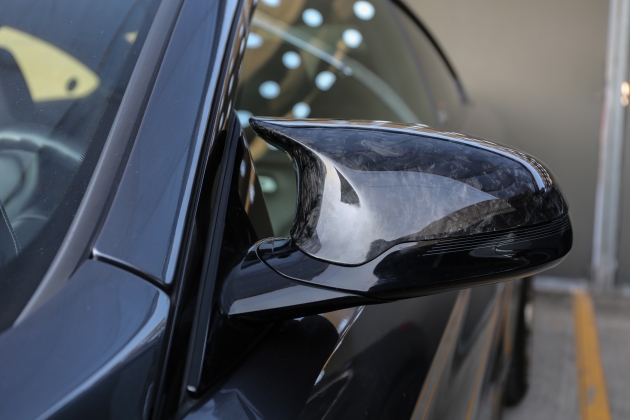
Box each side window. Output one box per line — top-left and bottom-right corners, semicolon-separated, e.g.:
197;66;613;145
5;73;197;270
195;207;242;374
234;0;436;236
394;7;464;127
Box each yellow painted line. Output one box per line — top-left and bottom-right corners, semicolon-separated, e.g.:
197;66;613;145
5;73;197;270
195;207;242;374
573;290;611;420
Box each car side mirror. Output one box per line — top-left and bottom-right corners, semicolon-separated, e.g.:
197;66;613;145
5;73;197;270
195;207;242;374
221;118;572;320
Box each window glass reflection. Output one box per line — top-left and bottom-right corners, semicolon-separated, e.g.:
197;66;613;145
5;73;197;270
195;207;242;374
235;0;435;236
395;7;463;126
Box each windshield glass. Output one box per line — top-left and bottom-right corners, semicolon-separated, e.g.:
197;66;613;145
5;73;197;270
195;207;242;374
235;0;435;237
0;0;161;328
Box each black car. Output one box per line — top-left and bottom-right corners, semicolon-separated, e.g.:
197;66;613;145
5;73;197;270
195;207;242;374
0;0;572;418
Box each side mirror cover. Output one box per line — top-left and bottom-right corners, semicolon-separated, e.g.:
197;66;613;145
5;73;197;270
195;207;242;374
221;119;571;319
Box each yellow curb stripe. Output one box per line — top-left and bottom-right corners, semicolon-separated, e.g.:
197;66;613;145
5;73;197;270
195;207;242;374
573;290;611;420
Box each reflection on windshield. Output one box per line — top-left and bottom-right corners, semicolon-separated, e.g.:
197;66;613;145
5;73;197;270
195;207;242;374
235;0;435;237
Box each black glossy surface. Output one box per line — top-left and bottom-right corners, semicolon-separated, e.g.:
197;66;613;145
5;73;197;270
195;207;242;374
186;113;272;392
221;242;375;319
183;315;344;420
187;290;459;420
151;2;256;416
258;214;571;299
250;118;568;265
270;296;458;420
218;211;569;319
0;260;169;419
93;0;224;285
185;113;371;393
219;118;571;318
210;215;565;321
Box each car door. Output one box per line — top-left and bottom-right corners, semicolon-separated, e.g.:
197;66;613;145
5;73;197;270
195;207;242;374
179;0;516;419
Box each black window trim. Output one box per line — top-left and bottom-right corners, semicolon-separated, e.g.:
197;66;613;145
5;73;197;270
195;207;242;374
181;0;251;394
149;0;253;416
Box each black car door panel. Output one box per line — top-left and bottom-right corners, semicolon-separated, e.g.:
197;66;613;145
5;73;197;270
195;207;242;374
0;260;169;419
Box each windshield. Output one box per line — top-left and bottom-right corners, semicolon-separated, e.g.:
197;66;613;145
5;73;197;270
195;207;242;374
0;0;161;328
235;0;435;237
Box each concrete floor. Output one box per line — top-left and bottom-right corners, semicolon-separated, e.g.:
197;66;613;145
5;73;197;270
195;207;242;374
504;289;630;420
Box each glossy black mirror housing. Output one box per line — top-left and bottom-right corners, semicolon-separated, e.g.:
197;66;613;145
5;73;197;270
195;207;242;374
250;119;568;265
221;119;572;319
